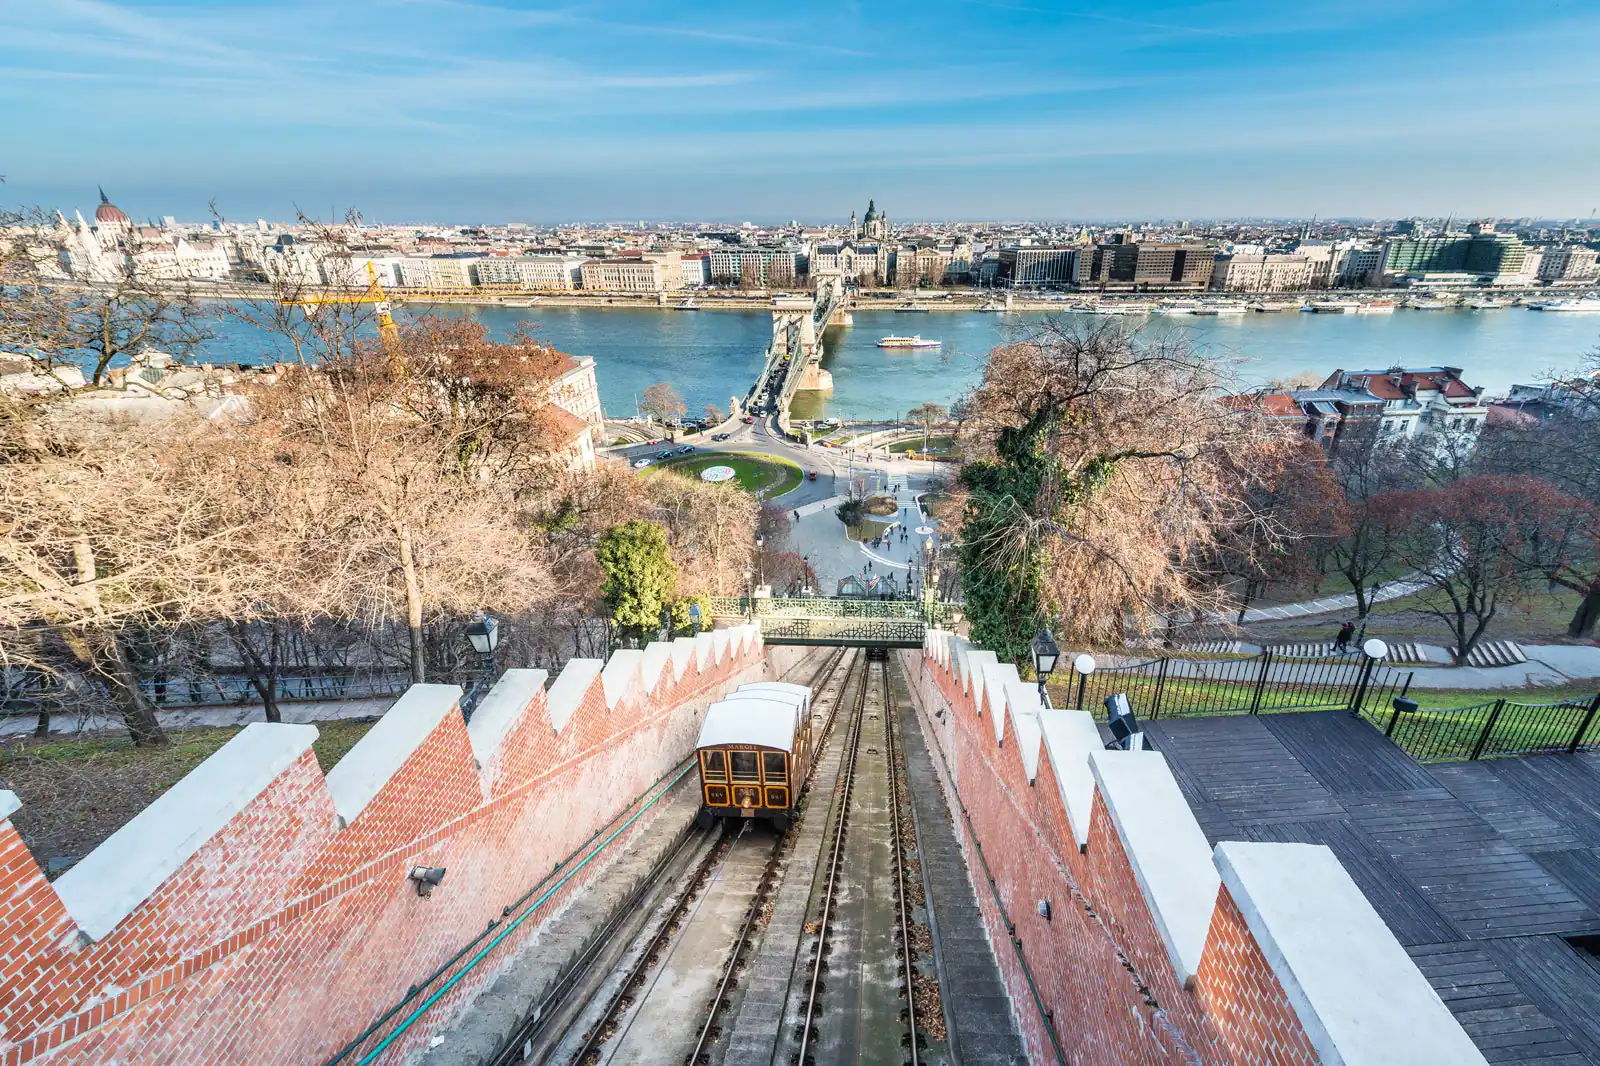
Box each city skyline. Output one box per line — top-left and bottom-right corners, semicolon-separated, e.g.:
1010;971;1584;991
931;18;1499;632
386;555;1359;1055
4;0;1600;222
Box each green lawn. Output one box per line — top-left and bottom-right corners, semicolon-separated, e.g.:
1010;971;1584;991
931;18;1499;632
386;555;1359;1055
889;434;957;457
647;451;806;498
1243;586;1592;647
846;517;893;542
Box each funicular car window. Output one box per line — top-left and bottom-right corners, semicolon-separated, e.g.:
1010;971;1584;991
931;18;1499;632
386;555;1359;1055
762;752;788;782
702;750;727;779
730;751;759;781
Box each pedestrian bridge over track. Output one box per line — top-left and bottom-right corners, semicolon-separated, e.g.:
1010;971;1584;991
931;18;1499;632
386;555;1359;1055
708;596;960;647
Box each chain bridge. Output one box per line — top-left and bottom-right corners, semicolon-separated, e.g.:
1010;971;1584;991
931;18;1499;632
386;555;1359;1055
708;595;959;647
743;271;851;433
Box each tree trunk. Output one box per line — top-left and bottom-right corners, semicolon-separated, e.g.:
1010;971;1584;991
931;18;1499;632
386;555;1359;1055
230;622;282;724
1568;587;1600;639
63;629;167;746
399;527;426;684
1351;580;1369;619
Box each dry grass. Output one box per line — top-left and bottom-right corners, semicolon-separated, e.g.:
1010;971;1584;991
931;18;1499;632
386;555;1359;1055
0;718;376;877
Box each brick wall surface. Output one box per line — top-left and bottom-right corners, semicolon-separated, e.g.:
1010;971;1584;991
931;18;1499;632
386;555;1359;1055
0;629;769;1066
904;644;1321;1066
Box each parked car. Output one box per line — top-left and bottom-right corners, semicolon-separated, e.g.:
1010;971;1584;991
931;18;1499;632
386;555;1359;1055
645;438;663;445
677;445;695;455
742;415;756;424
632;459;651;469
712;433;730;441
657;450;674;460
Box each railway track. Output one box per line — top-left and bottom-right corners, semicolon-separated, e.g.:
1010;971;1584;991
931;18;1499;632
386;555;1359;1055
790;652;930;1066
488;647;857;1066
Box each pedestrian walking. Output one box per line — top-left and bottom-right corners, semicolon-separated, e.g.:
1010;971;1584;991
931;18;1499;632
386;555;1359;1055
1333;620;1356;655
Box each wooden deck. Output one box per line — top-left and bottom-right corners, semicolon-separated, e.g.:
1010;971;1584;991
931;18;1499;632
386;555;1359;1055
1144;711;1600;1065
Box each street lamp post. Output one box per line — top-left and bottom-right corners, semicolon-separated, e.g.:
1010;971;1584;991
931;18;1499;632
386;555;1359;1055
743;568;755;620
1030;628;1060;706
460;612;501;721
1072;653;1097;713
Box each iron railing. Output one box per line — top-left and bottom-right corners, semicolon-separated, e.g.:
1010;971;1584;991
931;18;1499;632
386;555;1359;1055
1049;649;1413;722
708;596;959;626
1370;693;1600;763
0;671;413;717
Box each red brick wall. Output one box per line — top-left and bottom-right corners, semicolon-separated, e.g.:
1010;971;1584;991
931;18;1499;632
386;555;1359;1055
905;647;1319;1066
0;637;768;1066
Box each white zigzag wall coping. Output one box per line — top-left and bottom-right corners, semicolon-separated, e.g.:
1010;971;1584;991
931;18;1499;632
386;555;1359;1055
326;684;463;826
1215;841;1489;1066
2;624;766;951
55;722;320;941
920;628;1484;1061
1089;748;1220;986
466;668;549;767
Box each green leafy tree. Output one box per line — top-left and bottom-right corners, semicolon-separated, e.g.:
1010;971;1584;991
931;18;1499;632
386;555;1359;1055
597;520;678;645
955;409;1068;667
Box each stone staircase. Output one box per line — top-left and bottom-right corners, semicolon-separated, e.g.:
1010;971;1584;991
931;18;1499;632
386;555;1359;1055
1447;640;1529;668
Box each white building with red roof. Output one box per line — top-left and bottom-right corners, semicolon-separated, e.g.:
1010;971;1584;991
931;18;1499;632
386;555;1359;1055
1320;366;1489;447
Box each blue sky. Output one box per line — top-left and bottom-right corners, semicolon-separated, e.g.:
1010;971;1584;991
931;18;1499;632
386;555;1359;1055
3;0;1598;223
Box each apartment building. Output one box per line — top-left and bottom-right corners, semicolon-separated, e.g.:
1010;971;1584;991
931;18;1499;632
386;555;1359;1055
474;255;586;289
1537;245;1600;284
579;258;668;292
1210;253;1313;292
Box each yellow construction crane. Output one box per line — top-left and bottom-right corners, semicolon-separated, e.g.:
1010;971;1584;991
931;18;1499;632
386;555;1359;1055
281;262;403;360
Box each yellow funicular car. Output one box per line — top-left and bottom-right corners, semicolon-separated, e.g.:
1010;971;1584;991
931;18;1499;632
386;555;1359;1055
694;682;814;831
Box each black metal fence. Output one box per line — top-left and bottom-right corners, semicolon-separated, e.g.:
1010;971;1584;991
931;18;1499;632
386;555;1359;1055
1050;649;1413;722
1368;694;1600;763
1;671;413;719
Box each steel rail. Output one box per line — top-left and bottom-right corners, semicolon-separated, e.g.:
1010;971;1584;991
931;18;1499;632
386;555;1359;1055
487;822;710;1066
883;660;920;1066
546;646;852;1066
685;646;853;1064
564;824;741;1066
794;652;871;1065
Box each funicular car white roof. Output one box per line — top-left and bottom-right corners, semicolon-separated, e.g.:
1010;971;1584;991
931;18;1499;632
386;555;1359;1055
696;695;802;753
735;682;812;711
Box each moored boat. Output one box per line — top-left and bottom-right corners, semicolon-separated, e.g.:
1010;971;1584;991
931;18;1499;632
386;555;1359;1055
1527;297;1600;313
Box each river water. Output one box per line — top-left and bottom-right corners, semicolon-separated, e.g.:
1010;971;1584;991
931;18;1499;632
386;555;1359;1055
197;303;1599;422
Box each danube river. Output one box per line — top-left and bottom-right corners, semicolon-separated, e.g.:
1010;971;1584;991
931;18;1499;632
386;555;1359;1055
199;304;1599;422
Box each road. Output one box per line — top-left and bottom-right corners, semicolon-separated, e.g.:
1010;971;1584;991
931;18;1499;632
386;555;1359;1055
602;411;944;513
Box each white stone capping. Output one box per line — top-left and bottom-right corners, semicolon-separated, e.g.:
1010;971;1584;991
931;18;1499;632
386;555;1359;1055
1002;680;1046;778
670;638;697;680
982;661;1019;743
1037;709;1103;850
711;628;730;664
466;669;549;766
601;650;644;709
1213;842;1489;1066
55;723;319;941
1089;749;1220;986
693;631;716;669
0;789;19;823
964;649;999;709
639;642;673;693
546;659;603;734
957;641;984;696
326;685;461;827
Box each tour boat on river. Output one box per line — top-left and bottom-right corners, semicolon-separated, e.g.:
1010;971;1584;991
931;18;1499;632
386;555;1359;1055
877;335;942;349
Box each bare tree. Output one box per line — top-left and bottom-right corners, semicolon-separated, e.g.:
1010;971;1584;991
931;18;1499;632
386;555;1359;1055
640;382;687;434
953;318;1299;656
